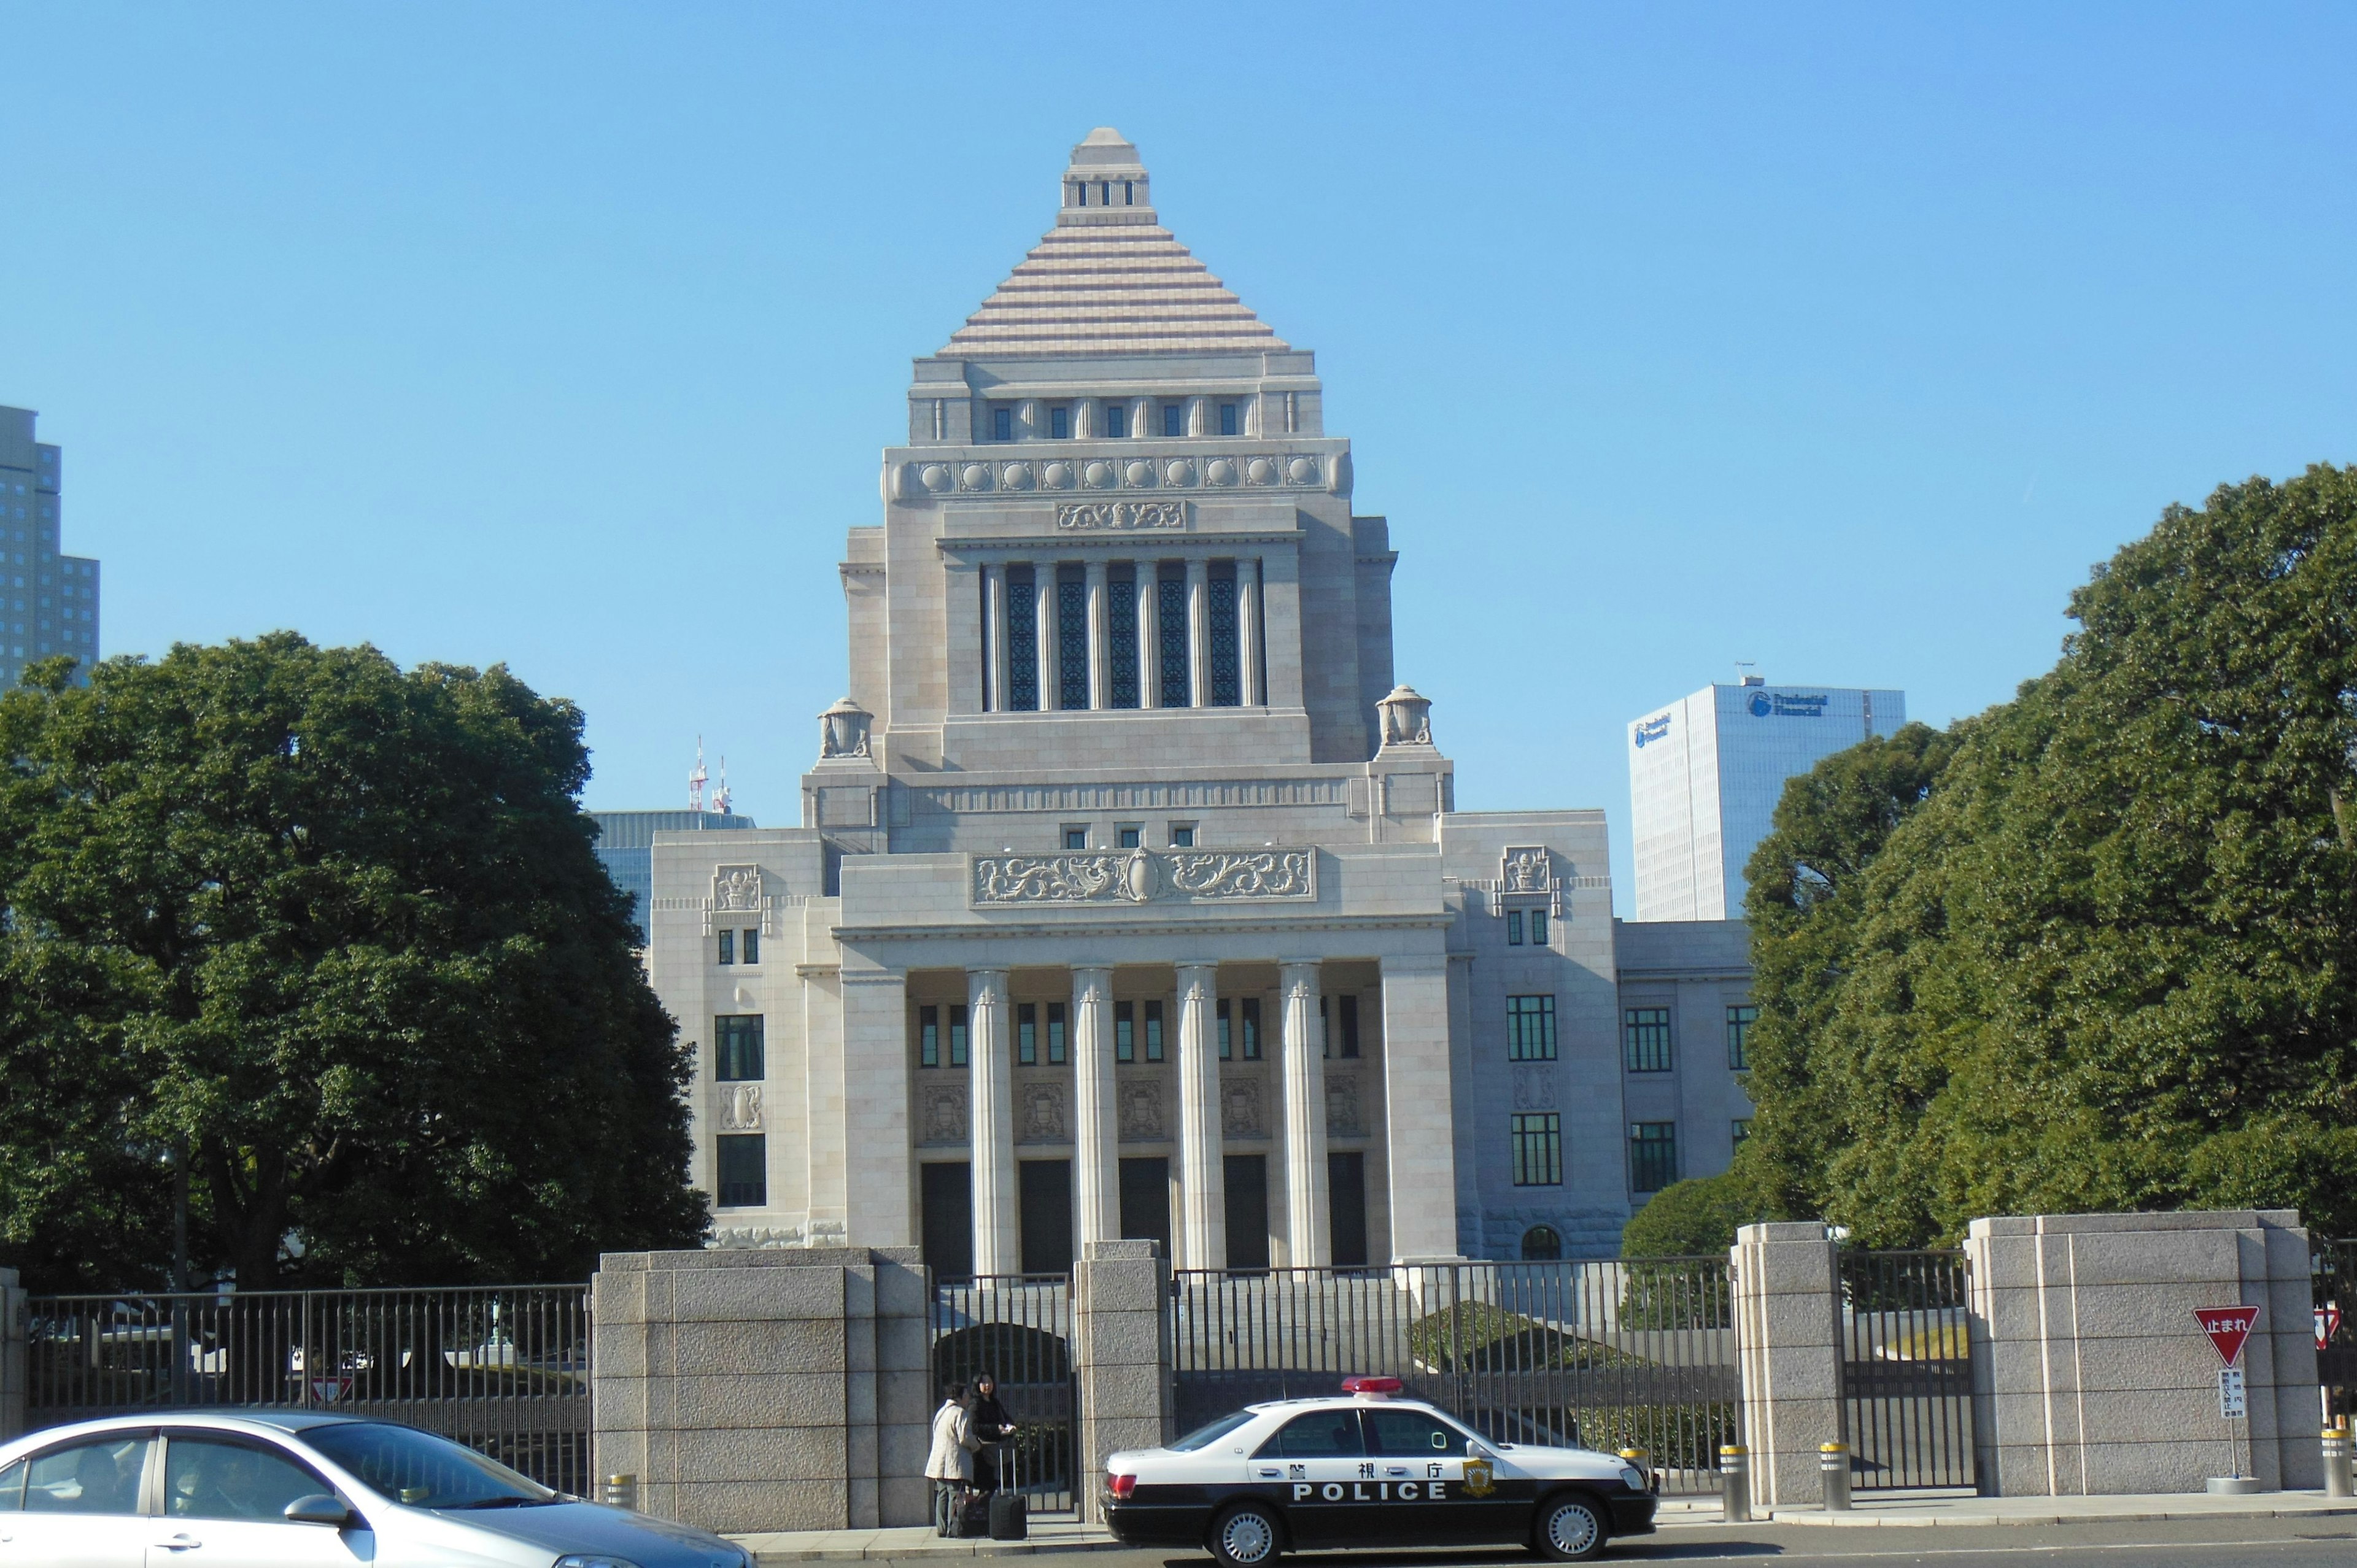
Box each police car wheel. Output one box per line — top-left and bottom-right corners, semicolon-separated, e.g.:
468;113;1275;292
1207;1502;1282;1567
1533;1493;1606;1561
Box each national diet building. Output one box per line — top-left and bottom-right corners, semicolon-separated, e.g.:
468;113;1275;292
644;129;1752;1273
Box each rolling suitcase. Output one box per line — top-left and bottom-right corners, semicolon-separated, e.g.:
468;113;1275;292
988;1491;1028;1541
956;1491;994;1539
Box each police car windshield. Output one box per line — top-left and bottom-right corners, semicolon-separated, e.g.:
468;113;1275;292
1167;1412;1257;1452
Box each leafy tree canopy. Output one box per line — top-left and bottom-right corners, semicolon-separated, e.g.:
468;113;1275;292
1619;1160;1782;1258
0;635;708;1291
1742;466;2357;1242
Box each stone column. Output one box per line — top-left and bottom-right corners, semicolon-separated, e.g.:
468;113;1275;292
1074;1240;1174;1522
1076;396;1099;438
1035;572;1060;712
1185;558;1210;709
1277;960;1329;1267
1174;961;1226;1270
983;564;1008;713
0;1265;25;1440
1137;571;1163;709
1377;952;1460;1259
1085;560;1110;709
1072;965;1120;1247
969;968;1018;1277
1237;560;1263;708
1127;396;1151;440
1730;1222;1843;1507
842;967;914;1248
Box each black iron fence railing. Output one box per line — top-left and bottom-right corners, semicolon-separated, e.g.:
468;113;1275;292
930;1274;1078;1516
2316;1238;2356;1423
25;1286;589;1493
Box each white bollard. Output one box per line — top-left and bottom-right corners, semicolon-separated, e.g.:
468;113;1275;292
1821;1443;1851;1512
1720;1445;1751;1523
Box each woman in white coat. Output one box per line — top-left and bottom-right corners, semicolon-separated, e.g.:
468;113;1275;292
924;1383;977;1534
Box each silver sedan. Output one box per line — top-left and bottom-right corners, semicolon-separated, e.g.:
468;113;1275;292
0;1411;749;1568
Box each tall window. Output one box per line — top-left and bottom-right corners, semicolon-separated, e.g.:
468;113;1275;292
1530;910;1548;946
950;1004;969;1067
1057;566;1089;709
714;1014;765;1081
1506;911;1523;945
1322;994;1360;1059
993;407;1012;441
1018;1003;1039;1066
1144;999;1166;1062
920;1005;940;1068
1207;566;1240;705
1506;995;1557;1061
1047;1001;1068;1064
1220;402;1238;436
1050;405;1069;439
1512;1114;1562;1186
1156;566;1189;706
1727;1005;1758;1070
716;930;735;964
1624;1006;1673;1073
1162;403;1183;437
1630;1122;1678;1192
1104;403;1128;439
716;1134;766;1208
1004;566;1039;711
1217;999;1233;1060
741;927;760;965
1240;996;1261;1060
1107;566;1139;706
1115;1001;1135;1063
1732;1117;1752;1148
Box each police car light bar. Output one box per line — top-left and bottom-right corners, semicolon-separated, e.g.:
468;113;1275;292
1341;1375;1403;1397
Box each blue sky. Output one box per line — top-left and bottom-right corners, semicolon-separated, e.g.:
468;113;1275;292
6;4;2353;910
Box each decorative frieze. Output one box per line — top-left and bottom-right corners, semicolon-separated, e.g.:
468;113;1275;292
1484;845;1567;917
970;847;1315;906
1326;1075;1363;1137
702;865;778;937
1021;1084;1068;1143
919;778;1347;816
1221;1079;1265;1138
923;1087;968;1145
1119;1083;1164;1141
896;450;1337;502
1056;500;1189;531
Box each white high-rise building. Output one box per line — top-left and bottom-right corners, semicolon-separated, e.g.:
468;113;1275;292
1628;678;1905;921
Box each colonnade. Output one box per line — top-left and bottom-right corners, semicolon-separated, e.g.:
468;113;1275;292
980;557;1264;712
964;960;1327;1275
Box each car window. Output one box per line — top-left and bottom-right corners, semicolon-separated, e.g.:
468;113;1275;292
300;1422;551;1509
1363;1408;1461;1457
23;1435;152;1515
0;1459;24;1510
1255;1412;1364;1458
1167;1412;1258;1453
164;1436;325;1521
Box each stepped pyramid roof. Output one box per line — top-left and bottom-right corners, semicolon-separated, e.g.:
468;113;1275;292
940;128;1288;359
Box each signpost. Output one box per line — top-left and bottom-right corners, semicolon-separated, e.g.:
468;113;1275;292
2195;1305;2261;1486
2320;1304;2342;1353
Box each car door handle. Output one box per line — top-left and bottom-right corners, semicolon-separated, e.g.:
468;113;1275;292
153;1534;203;1550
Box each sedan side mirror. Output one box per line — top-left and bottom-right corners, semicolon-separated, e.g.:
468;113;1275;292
1465;1440;1494;1462
284;1494;357;1528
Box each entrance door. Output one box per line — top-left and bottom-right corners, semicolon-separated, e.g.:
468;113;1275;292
1223;1154;1269;1270
1118;1156;1171;1261
921;1161;973;1282
1328;1151;1368;1266
1019;1159;1074;1276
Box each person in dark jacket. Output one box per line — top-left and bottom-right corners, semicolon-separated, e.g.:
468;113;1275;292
969;1373;1018;1493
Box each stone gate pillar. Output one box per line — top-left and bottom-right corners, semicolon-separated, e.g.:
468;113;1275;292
1730;1222;1843;1507
1073;1240;1172;1523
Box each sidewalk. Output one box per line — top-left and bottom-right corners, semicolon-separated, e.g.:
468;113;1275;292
732;1519;1120;1562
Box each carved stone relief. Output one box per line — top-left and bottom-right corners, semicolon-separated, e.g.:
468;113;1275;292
719;1083;764;1131
1500;847;1554;894
923;1087;968;1145
1326;1075;1363;1137
1221;1080;1264;1138
1511;1068;1557;1111
1056;500;1189;531
971;848;1314;906
1119;1083;1164;1141
713;866;764;911
1021;1084;1068;1144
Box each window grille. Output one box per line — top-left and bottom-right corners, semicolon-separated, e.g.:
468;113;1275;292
1506;995;1557;1060
1057;568;1088;710
1624;1006;1673;1072
1157;569;1189;706
1005;567;1038;710
1107;566;1139;706
1511;1114;1562;1186
1630;1121;1678;1192
1207;568;1240;705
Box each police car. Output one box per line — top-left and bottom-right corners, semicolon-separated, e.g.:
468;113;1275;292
1101;1377;1657;1564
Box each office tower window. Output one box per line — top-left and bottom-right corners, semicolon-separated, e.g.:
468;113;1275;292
1144;999;1165;1062
1727;1004;1758;1070
950;1004;969;1067
714;1014;765;1081
1115;1001;1136;1063
1512;1114;1563;1186
1107;565;1139;706
1521;1224;1562;1261
716;930;735;965
1156;566;1189;706
1050;406;1069;439
1506;911;1524;946
921;1005;940;1068
1163;403;1183;437
1630;1122;1678;1193
741;928;759;965
1169;824;1195;847
1058;566;1088;709
1207;566;1239;705
1240;996;1261;1060
1506;995;1557;1061
1105;404;1128;438
993;407;1013;441
1064;827;1088;850
1047;1001;1068;1064
1018;1002;1038;1065
1530;910;1549;946
1118;827;1141;848
1624;1007;1673;1073
1220;403;1238;436
716;1134;767;1208
1005;566;1039;710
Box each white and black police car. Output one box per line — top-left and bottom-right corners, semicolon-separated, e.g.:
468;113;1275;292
1101;1377;1658;1565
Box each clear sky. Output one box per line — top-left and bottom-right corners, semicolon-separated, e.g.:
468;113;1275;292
6;4;2353;911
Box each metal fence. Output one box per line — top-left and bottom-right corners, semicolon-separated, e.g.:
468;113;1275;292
931;1275;1078;1516
25;1286;589;1493
1838;1249;1976;1491
2318;1238;2356;1424
1171;1259;1739;1493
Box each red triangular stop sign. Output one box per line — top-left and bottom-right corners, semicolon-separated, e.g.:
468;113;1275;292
2194;1305;2260;1367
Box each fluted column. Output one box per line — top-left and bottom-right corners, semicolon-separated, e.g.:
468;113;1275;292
1085;561;1110;710
983;564;1007;712
1036;571;1060;712
1185;558;1210;709
1278;960;1329;1267
1072;965;1118;1247
1174;962;1226;1270
969;968;1018;1276
1137;571;1162;709
1237;560;1263;708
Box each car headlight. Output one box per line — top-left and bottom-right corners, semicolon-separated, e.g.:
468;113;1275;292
555;1556;643;1568
1617;1465;1646;1490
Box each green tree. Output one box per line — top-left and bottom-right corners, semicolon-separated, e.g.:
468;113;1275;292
1619;1161;1781;1258
0;636;708;1291
1741;466;2357;1242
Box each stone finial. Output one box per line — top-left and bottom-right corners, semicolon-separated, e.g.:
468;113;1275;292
818;697;872;760
1060;127;1151;220
1377;684;1434;749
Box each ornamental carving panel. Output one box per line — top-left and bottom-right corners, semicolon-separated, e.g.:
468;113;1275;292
971;848;1315;906
1511;1067;1557;1111
1221;1080;1264;1138
1056;500;1189;531
713;866;764;911
719;1083;764;1131
1500;847;1554;894
923;1087;968;1145
1021;1085;1068;1144
1326;1075;1363;1137
1119;1083;1164;1141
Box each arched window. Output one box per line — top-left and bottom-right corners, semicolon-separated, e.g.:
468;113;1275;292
1521;1225;1562;1262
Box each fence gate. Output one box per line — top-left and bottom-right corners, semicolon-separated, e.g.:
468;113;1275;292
931;1275;1078;1515
2319;1238;2356;1423
1838;1249;1976;1491
1171;1259;1740;1494
24;1286;589;1492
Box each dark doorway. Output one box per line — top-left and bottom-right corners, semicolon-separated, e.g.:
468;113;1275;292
1019;1159;1075;1276
921;1161;973;1282
1119;1156;1171;1261
1328;1151;1368;1267
1223;1154;1269;1269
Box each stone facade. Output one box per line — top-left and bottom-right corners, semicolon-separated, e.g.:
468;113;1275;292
643;128;1751;1280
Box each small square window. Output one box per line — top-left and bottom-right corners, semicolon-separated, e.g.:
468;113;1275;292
1220;403;1238;436
1050;406;1070;439
1118;826;1141;849
741;927;759;965
1506;911;1524;946
1169;824;1196;848
1162;403;1183;438
993;407;1013;441
716;930;734;965
1104;404;1128;439
1064;827;1088;850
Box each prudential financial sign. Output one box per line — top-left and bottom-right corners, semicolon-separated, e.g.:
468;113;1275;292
1633;714;1672;749
1747;690;1829;719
